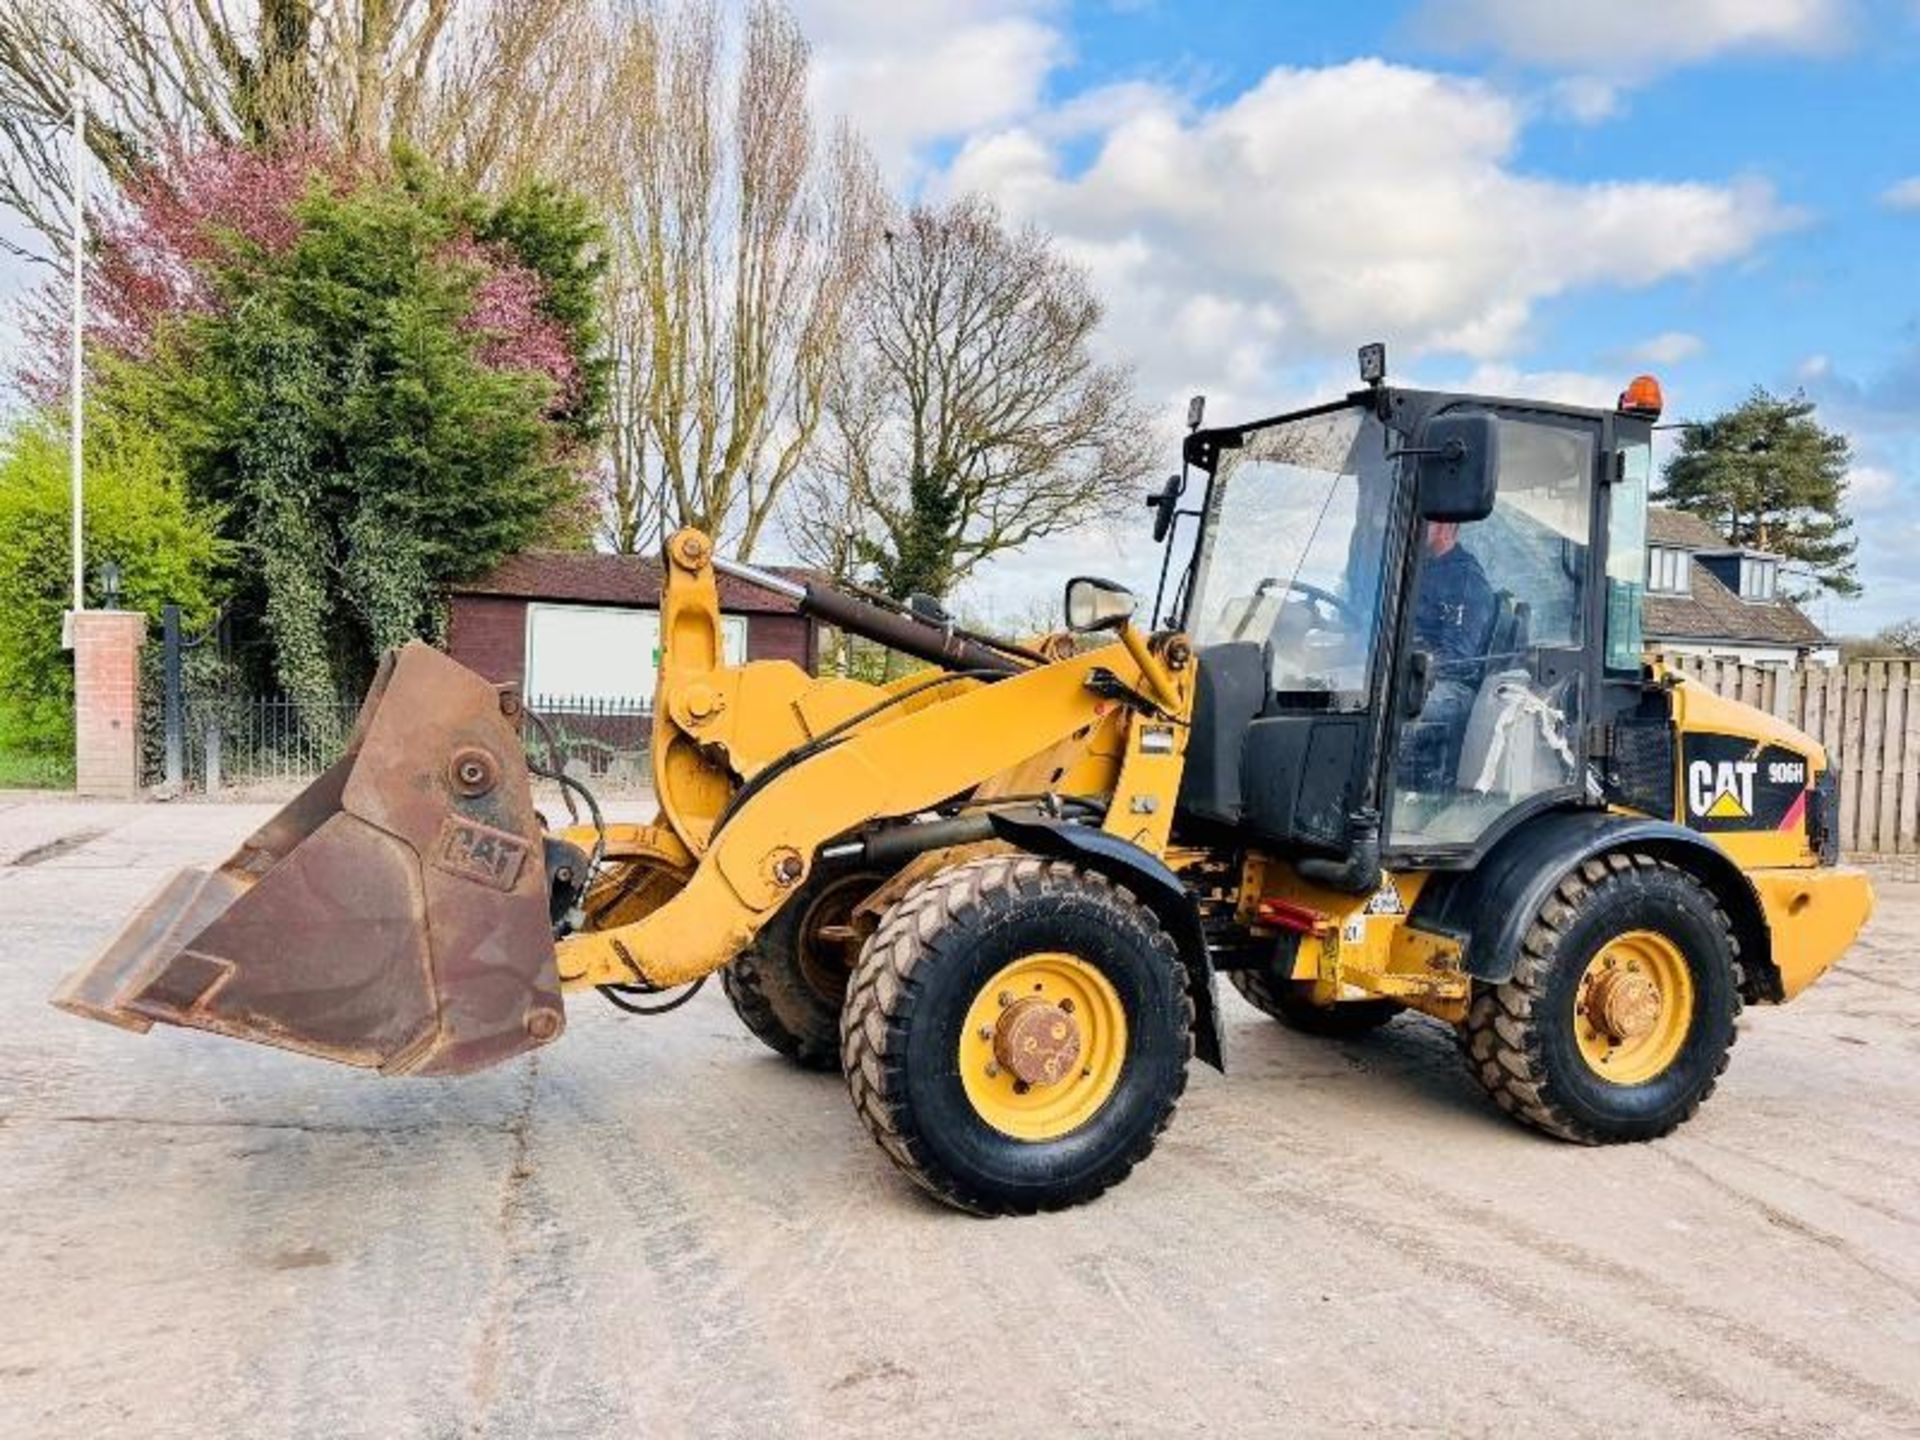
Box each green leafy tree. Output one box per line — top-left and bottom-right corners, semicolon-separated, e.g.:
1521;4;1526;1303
1659;389;1860;600
0;417;226;760
86;144;604;719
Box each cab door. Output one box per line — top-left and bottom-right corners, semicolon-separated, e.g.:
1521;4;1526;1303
1386;408;1603;858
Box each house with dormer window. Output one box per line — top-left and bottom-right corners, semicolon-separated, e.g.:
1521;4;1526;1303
1642;507;1836;668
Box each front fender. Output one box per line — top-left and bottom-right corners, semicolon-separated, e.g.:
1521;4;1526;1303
987;813;1224;1072
1412;808;1775;994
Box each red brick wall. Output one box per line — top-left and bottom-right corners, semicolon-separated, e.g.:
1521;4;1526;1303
73;610;146;797
447;595;528;685
747;613;814;670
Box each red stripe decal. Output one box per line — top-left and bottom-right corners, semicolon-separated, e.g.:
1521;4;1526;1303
1779;789;1808;832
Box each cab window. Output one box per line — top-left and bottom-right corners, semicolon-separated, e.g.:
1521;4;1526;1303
1390;415;1595;850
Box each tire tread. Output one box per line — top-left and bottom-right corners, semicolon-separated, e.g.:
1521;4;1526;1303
840;854;1193;1215
1460;851;1743;1143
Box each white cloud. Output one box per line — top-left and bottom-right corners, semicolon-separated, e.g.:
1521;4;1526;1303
1548;76;1624;124
796;0;1063;180
1446;364;1625;409
1881;177;1920;211
1847;463;1899;513
1623;331;1707;366
1412;0;1851;75
942;61;1792;400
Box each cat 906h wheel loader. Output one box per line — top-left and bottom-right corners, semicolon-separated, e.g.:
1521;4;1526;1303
56;354;1875;1216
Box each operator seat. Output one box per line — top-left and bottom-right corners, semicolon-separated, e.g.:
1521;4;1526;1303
1477;590;1528;681
1453;594;1578;796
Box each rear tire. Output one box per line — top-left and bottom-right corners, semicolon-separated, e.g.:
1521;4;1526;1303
1230;957;1402;1036
1462;852;1741;1143
841;855;1193;1216
723;869;885;1071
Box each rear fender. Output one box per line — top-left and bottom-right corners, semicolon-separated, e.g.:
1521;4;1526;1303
988;813;1224;1071
1411;809;1777;1000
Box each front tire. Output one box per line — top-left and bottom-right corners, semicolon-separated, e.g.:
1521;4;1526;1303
1462;852;1741;1143
722;869;885;1071
841;855;1193;1215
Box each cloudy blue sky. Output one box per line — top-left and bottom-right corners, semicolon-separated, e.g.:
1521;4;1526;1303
791;0;1920;632
4;0;1916;632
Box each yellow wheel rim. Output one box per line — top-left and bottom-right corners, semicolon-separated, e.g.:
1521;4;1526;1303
1575;930;1694;1084
958;953;1129;1141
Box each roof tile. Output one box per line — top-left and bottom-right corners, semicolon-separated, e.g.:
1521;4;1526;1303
1643;557;1827;647
1646;506;1731;551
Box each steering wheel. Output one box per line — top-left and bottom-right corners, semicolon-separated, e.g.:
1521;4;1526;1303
1278;577;1364;629
1229;576;1363;641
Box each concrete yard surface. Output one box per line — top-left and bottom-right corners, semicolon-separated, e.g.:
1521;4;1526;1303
2;797;1918;1437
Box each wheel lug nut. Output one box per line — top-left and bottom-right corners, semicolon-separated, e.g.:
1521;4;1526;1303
984;1062;1000;1078
978;1026;994;1041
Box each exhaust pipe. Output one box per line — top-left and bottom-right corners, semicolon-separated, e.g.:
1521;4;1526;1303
52;643;568;1075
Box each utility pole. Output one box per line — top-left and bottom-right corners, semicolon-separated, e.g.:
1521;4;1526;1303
68;28;85;613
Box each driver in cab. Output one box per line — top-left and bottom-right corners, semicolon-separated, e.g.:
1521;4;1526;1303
1402;520;1495;787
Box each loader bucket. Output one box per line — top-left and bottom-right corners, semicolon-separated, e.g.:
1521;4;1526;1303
53;643;567;1075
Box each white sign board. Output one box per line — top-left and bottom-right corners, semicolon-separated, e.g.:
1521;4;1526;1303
524;603;747;706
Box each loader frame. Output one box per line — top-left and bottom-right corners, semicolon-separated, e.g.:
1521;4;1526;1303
552;529;1207;1002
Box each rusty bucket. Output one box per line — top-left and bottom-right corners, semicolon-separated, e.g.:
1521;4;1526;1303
52;643;568;1075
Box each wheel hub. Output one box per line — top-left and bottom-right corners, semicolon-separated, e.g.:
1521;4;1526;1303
958;952;1129;1140
793;872;882;1002
1585;968;1662;1042
1574;929;1696;1085
992;997;1083;1087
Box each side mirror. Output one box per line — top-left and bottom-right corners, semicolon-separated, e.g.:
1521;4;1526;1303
1146;473;1183;543
1064;576;1137;634
1415;412;1499;523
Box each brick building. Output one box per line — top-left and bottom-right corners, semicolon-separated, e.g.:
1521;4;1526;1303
447;551;818;706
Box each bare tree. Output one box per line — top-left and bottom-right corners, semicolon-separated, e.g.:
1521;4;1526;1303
1876;619;1920;656
596;263;661;553
793;196;1154;602
598;0;882;557
0;0;617;262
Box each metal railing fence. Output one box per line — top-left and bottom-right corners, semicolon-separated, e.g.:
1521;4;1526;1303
141;675;655;795
522;695;653;791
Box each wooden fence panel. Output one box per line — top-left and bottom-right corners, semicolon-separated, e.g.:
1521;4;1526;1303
1844;663;1869;852
1901;670;1920;854
1875;663;1907;854
1857;662;1887;853
1650;653;1920;856
1817;666;1847;803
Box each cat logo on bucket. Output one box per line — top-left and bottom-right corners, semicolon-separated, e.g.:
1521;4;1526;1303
1687;759;1756;821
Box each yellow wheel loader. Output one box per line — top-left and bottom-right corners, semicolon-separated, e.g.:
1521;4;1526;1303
56;354;1874;1216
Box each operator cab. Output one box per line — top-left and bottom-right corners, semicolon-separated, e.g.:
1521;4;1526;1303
1163;347;1658;879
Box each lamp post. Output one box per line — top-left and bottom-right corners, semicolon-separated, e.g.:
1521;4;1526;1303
68;23;86;616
